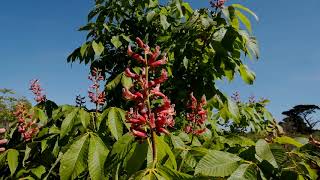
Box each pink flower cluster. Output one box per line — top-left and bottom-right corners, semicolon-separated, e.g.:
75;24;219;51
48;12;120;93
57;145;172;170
14;103;39;141
123;37;175;138
29;79;46;103
184;93;208;135
88;68;106;106
210;0;227;8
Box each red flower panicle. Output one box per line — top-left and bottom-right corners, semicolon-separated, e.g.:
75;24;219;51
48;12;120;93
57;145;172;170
29;79;46;103
124;37;175;138
88;68;106;106
184;93;208;135
210;0;227;8
14;103;39;141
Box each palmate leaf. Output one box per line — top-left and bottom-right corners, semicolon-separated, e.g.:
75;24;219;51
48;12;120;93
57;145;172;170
88;133;109;180
60;134;89;180
228;163;258;180
195;150;242;177
255;139;278;168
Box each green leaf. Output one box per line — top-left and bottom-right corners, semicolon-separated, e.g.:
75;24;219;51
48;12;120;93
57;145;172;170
280;170;298;180
121;73;133;89
170;135;186;150
23;144;33;167
226;6;239;30
156;135;177;169
174;0;183;17
88;134;109;180
92;41;104;56
232;4;259;21
107;107;123;140
106;133;135;170
183;57;188;69
195;150;241;177
225;135;255;147
270;144;286;165
124;141;148;176
228;98;240;122
274;136;303;148
106;73;122;91
60;108;78;138
255;139;278;168
115;107;130;130
60;134;90;180
149;0;158;8
248;38;260;59
80;43;88;57
239;64;255;84
147;11;156;22
78;108;91;129
111;36;122;49
228;163;258;180
160;14;170;30
31;165;46;179
235;10;252;33
34;108;48;126
7;149;19;176
0;151;7;169
158;165;193;179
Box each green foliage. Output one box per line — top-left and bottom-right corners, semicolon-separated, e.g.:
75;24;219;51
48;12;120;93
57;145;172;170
0;89;31;128
60;134;90;180
195;150;242;177
67;0;260;113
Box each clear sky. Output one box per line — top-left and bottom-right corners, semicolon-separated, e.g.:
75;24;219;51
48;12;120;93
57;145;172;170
1;0;320;123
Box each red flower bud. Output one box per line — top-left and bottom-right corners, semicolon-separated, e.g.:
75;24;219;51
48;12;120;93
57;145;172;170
127;46;133;56
194;129;206;135
148;46;161;64
149;113;156;129
132;129;147;138
157;127;169;134
136;37;145;48
124;68;139;79
150;56;167;68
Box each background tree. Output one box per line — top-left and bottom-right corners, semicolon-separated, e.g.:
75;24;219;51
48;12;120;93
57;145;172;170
280;104;320;134
0;88;31;129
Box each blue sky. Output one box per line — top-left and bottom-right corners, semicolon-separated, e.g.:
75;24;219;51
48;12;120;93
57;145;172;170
1;0;319;123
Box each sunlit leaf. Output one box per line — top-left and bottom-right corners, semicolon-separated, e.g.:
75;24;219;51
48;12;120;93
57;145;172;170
7;149;19;176
60;134;89;180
